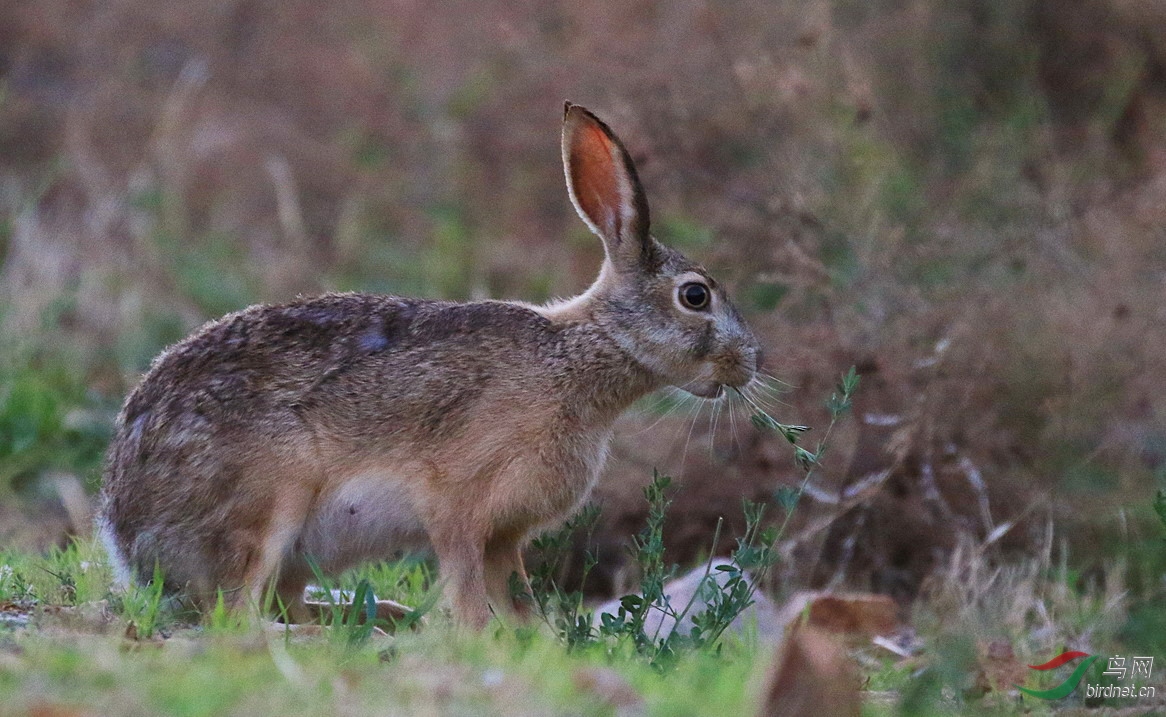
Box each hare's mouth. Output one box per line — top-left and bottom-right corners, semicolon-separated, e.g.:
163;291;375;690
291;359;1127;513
683;381;725;399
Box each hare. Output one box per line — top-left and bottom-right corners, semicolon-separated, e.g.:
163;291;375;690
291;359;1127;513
97;103;762;629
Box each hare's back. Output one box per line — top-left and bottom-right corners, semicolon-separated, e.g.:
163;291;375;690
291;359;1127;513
117;293;559;446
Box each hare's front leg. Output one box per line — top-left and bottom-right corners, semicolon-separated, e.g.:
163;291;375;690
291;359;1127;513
432;532;492;628
484;536;533;620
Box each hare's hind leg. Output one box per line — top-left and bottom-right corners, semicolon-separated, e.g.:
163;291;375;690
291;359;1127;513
222;508;313;621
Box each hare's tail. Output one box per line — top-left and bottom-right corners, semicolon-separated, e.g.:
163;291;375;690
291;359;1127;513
96;510;132;589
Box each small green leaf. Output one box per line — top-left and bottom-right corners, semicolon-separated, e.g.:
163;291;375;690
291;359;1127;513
620;594;644;611
794;446;817;471
775;486;801;513
780;425;810;445
827;366;860;417
751;413;810;445
826;392;851;417
841;365;860;396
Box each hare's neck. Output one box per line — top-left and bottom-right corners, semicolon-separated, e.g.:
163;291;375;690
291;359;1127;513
556;324;663;427
534;279;663;424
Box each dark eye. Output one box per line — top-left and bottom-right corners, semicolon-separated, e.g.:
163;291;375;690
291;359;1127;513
678;282;711;311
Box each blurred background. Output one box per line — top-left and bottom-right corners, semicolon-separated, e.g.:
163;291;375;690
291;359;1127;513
1;0;1164;636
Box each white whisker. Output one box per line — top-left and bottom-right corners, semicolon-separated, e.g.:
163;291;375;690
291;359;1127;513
708;395;724;459
755;369;793;390
745;378;790;412
678;396;706;476
727;392;742;455
733;386;766;417
746;377;792;405
629;389;690;437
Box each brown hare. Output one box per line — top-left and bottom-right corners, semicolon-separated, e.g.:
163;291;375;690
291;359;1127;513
98;103;762;629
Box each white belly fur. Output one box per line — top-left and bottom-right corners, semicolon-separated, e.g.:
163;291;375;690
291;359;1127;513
298;470;429;573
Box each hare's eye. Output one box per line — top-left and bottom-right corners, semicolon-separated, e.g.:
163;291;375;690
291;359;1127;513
678;282;711;311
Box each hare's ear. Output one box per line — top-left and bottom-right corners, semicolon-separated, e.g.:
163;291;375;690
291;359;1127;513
562;102;655;271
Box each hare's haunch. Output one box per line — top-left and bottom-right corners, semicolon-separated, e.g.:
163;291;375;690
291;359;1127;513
98;104;762;628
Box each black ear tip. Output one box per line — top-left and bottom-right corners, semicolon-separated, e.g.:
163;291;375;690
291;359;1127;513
564;102;599;124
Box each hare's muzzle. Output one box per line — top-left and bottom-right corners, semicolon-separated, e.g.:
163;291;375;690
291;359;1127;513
686;356;756;399
711;340;762;394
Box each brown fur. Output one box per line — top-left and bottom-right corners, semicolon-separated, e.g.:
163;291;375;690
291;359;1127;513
97;104;761;628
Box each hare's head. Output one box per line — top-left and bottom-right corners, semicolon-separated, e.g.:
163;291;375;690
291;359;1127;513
556;103;761;399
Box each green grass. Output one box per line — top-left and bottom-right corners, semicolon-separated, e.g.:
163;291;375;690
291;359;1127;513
0;537;768;716
0;625;763;716
3;536;1161;716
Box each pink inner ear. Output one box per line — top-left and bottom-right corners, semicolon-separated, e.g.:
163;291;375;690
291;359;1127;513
569;121;621;238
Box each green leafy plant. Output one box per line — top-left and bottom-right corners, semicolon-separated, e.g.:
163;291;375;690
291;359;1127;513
749;365;859;536
528;473;779;668
609;471;676;654
528;367;859;668
524;502;602;650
